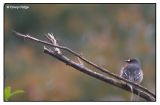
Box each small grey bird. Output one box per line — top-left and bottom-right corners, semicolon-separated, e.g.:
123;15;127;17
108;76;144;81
120;58;143;83
120;58;143;101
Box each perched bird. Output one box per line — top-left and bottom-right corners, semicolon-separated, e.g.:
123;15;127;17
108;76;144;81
120;58;143;83
120;58;143;101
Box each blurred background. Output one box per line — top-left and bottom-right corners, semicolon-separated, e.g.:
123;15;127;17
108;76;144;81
4;4;155;101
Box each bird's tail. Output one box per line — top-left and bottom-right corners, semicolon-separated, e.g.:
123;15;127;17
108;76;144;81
129;76;134;101
128;84;134;101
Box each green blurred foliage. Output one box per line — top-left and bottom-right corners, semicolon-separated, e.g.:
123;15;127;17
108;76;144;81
4;86;24;101
4;4;155;101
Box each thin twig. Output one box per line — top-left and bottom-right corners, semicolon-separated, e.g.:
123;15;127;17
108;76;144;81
12;30;155;99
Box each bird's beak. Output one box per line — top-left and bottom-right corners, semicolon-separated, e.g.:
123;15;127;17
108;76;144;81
124;59;130;62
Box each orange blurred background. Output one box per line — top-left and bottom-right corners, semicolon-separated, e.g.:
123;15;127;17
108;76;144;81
4;4;155;101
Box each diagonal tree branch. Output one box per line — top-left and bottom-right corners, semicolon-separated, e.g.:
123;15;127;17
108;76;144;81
12;30;155;101
43;47;154;101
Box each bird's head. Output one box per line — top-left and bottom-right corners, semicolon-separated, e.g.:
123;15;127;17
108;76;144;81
124;58;140;64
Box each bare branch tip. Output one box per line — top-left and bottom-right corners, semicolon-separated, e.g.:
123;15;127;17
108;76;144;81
77;57;84;66
12;30;26;38
44;46;47;50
